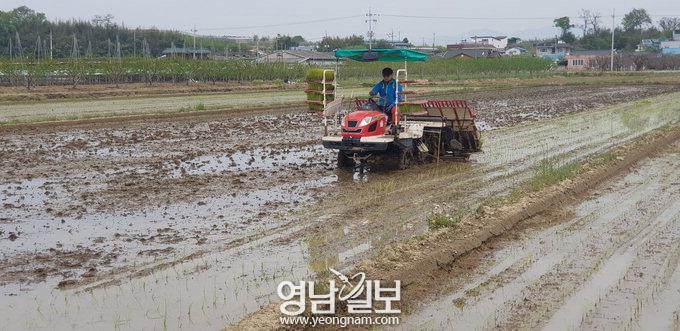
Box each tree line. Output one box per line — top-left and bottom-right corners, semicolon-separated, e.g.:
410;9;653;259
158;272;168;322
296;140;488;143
550;8;679;51
0;6;244;59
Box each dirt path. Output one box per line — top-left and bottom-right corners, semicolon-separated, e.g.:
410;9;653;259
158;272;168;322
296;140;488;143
399;141;680;331
0;85;678;330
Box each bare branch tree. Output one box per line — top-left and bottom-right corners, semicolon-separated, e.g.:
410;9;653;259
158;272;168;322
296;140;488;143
578;10;603;36
591;12;602;34
578;9;591;36
659;17;680;37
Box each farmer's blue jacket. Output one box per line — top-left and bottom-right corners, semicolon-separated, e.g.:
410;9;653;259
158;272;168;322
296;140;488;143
369;79;404;110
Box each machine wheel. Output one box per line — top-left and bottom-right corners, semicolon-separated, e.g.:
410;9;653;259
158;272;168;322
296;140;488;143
397;149;413;170
337;152;354;168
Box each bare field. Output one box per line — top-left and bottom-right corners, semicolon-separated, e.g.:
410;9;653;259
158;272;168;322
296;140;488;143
0;83;679;330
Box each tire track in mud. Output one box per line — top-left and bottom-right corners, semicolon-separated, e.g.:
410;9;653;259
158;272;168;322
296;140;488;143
400;143;680;331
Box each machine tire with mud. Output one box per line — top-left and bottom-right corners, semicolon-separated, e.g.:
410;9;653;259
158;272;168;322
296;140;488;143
337;152;355;169
397;148;414;170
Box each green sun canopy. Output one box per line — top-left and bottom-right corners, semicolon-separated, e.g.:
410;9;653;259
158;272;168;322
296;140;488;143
334;49;428;62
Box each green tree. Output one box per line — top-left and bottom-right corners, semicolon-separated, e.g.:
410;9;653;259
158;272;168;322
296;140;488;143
317;35;365;51
622;8;652;31
507;37;521;45
0;6;243;59
272;34;305;50
553;17;574;40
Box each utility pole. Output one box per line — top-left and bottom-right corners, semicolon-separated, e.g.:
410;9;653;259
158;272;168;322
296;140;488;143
388;29;395;44
191;26;198;59
35;35;41;59
116;35;121;58
72;34;78;59
365;6;378;49
9;37;12;59
133;30;137;57
49;30;53;60
610;9;615;71
432;33;436;53
15;32;22;58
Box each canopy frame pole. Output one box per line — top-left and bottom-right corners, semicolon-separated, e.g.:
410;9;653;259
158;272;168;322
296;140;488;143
395;68;408;131
322;69;335;136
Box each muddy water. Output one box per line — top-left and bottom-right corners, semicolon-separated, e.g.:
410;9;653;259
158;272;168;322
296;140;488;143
398;144;680;331
1;89;679;330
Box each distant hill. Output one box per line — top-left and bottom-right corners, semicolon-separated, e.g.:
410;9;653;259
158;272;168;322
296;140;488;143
0;6;238;59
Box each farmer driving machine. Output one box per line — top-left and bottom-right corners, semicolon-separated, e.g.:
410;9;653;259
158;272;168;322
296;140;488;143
319;49;482;170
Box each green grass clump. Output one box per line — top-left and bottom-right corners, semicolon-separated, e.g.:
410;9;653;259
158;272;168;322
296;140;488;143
528;160;581;191
483;159;582;208
0;119;21;125
178;103;206;113
589;152;618;167
428;212;463;230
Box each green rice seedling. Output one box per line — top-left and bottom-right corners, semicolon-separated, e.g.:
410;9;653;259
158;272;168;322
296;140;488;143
305;68;336;111
398;103;424;114
305;68;335;82
427;212;463;230
528;160;581;191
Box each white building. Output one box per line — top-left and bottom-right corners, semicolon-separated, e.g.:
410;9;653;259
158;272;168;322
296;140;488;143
504;47;527;56
470;35;508;49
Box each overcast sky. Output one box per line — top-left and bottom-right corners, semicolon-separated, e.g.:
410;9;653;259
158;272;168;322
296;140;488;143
3;0;680;44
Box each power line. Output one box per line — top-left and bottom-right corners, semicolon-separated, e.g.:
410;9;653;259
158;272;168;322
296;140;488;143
366;7;379;49
382;13;680;20
197;15;363;31
382;14;556;20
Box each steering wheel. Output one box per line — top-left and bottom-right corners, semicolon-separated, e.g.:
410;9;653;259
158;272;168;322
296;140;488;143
361;96;380;110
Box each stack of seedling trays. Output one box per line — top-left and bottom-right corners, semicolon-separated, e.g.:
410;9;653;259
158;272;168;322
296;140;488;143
397;80;426;114
305;69;335;111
